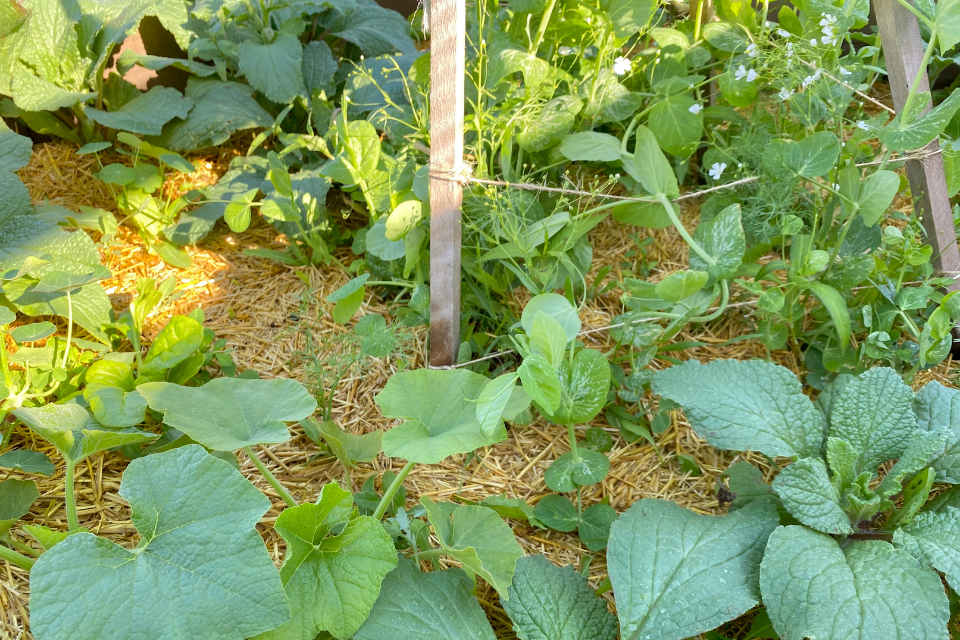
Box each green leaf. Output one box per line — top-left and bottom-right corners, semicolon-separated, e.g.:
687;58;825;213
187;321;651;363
10;321;55;343
609;499;779;640
540;349;610;425
355;560;496;640
857;170;900;226
559;131;622;162
760;525;949;640
880;89;960;152
725;462;781;513
137;377;317;451
13;403;154;466
0;127;33;172
623;125;679;197
384;200;422;241
517;96;584;152
578;502;617;551
0;478;38;522
12;73;94;112
611;199;676;228
476;373;521;438
312;419;382;467
328;0;415;57
30;445;289;640
238;34;304;104
652;359;822;458
521;293;581;342
702;20;749;51
421;497;523;596
544;449;610;492
257;483;397;640
689;203;745;279
84;386;147;429
502;555;618;640
96;163;136;186
648;93;703;156
601;0;657;38
655;270;709;302
772;457;851;534
376;369;507;463
533;494;579;532
0;449;54;475
23;523;72;551
302;40;338;96
519;353;563;414
85;87;193;136
529;311;568;368
116;50;217;78
364;217;405;260
762;131;840;179
914;381;960;483
894;506;960;592
828;367;916;473
806;281;851;350
939;0;960;51
480;494;545;527
152;81;272;152
140;315;204;379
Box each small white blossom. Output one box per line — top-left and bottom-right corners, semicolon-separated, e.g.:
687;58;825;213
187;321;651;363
838;66;852;76
856;120;869;131
822;33;836;45
777;28;791;38
738;163;743;168
689;103;703;114
820;13;837;26
708;162;727;180
778;87;793;101
746;69;758;82
746;43;759;58
735;64;748;80
786;42;794;60
612;56;632;76
810;38;818;46
833;183;841;190
558;46;577;56
801;67;821;88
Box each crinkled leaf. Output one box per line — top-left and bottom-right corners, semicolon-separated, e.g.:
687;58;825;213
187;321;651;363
517;96;583;152
828;367;916;474
725;461;781;512
0;449;54;475
354;559;496;640
609;498;779;640
238;34;304;104
760;525;949;640
914;381;960;483
328;0;415;57
502;555;618;640
421;497;523;596
0;126;32;172
13;403;154;465
652;359;822;458
302;40;338;96
894;506;960;592
137;377;317;451
772;457;851;534
258;482;397;640
30;445;289;640
85;87;193;136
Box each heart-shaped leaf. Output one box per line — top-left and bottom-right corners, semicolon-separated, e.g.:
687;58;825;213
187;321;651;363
544;449;610;492
538;348;610;425
0;449;54;475
521;293;581;342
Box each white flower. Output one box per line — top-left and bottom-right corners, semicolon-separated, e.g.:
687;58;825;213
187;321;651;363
778;87;793;101
689;103;703;114
856;120;869;131
820;13;837;26
735;64;748;80
822;34;837;45
708;162;727;180
809;38;817;46
746;69;758;82
838;66;852;76
777;28;791;38
746;43;759;58
802;67;821;88
558;46;577;56
833;183;841;190
612;56;632;76
786;42;794;60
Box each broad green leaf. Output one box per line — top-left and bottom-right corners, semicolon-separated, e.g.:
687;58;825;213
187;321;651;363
116;50;217;78
238;34;304;104
540;348;610;425
84;386;147;428
502;555;618;640
137;377;317;451
327;273;370;303
529;311;568;368
601;0;657;38
609;499;779;640
772;457;851;534
725;461;781;511
96;163;136;186
611;199;676;228
0;478;38;526
376;369;507;463
481;494;545;528
702;21;749;51
559;131;622;162
652;359;822;458
258;483;397;640
139;315;204;379
354;560;496;640
689;203;745;279
648;93;703;156
655;270;709;302
327;0;416;57
623;125;679;198
384;200;422;241
0;449;54;475
517;96;583;152
23;523;72;551
857;170;900;226
312;419;382;467
12;73;94;112
544;449;610;492
519;353;563;413
321;120;381;186
10;321;55;342
939;0;960;51
0;126;33;172
894;506;960;592
521;293;581;342
302;40;338;96
876;429;947;499
828;367;916;473
364;218;405;260
13;403;154;465
30;445;289;640
762;131;840;179
760;525;949;640
578;502;617;551
85;87;193;136
476;373;521;438
880;89;960;152
421;497;523;596
532;494;579;532
914;381;960;483
806;281;851;350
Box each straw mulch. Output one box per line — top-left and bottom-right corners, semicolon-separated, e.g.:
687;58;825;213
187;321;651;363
2;141;957;640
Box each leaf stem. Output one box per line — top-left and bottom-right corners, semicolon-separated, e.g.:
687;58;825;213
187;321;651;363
899;29;938;130
0;543;34;571
892;0;935;29
65;460;79;532
372;460;416;520
243;446;298;507
657;194;716;266
530;0;558;54
567;423;581;462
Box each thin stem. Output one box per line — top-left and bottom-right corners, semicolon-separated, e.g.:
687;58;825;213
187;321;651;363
243;446;298;507
65;460;79;532
899;29;938;128
372;460;416;520
0;543;34;571
530;0;558;53
892;0;935;29
61;291;73;370
693;0;706;43
658;194;716;266
567;423;581;462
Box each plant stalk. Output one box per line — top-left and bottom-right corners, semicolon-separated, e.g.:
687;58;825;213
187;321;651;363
0;543;34;571
65;460;79;532
372;460;416;520
243;446;298;507
658;194;716;266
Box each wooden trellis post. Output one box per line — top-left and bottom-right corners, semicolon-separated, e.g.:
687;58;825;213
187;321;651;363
875;0;960;288
428;0;465;367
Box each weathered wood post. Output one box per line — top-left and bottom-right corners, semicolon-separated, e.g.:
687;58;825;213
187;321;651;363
875;0;960;287
428;0;465;366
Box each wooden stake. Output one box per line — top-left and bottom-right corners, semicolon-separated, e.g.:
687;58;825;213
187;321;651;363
428;0;465;366
875;0;960;287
